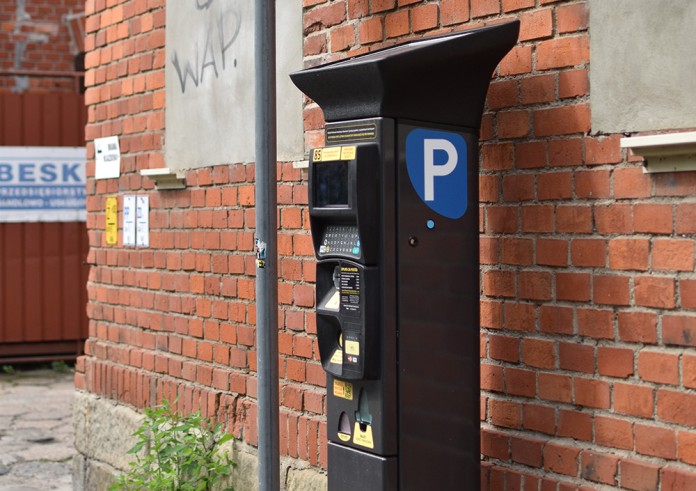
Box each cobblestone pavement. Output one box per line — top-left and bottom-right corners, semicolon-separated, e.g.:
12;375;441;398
0;368;75;491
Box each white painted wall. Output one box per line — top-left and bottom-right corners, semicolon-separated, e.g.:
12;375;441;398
165;0;304;168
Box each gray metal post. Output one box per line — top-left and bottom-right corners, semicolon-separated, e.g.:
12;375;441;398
254;0;280;490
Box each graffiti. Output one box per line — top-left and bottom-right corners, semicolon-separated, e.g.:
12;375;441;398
171;6;242;94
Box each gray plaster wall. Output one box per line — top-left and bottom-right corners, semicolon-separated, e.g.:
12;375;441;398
590;0;696;133
164;0;304;168
73;391;327;491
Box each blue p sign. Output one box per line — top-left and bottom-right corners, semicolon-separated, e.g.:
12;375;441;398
406;128;468;219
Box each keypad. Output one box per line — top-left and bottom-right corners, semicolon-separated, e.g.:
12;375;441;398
319;225;361;256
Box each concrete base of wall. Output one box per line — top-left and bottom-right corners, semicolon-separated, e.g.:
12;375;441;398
73;391;327;491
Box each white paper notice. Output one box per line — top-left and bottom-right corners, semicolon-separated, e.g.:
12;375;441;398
94;136;121;179
123;195;136;246
136;195;149;247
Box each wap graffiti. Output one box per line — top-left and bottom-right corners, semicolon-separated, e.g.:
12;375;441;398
171;1;242;93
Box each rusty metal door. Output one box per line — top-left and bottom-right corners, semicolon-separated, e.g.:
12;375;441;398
0;91;88;362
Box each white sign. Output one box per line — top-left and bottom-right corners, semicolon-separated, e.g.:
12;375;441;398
94;136;121;179
123;195;136;246
0;146;86;222
165;0;303;168
136;195;149;247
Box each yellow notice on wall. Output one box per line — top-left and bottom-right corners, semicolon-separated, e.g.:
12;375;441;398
105;197;118;246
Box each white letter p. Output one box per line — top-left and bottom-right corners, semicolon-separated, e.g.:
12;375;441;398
424;139;458;201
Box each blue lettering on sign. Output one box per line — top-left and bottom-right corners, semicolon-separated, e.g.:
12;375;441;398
405;128;468;219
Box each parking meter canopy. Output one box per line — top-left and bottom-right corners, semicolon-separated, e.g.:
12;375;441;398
290;21;520;129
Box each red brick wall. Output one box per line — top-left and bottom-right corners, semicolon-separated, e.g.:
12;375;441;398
0;0;84;92
79;0;696;489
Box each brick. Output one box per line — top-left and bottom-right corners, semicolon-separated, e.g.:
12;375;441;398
662;315;696;347
620;459;660;491
522;403;555;434
558;409;592;441
635;275;675;309
595;416;633;450
481;429;509;460
520;74;555;105
574;377;610;409
515;141;546;169
557;3;589;33
635;423;676;459
482;142;514;171
489;399;521;429
487;80;518;110
536;238;568;267
571;239;606;268
634;204;673;234
575;169;611;199
502;0;534;13
481;364;504;392
577;308;614;339
534;105;590;137
537;36;589;70
661;468;696;490
539;373;572;403
597;347;634;378
519;271;552;301
618;311;657;344
483;270;515;298
593;275;630;306
658;389;696;426
559;68;589;99
519;9;553;41
595;204;634;234
548;138;583;167
503;302;536;332
471;0;499;18
498;110;531;139
638;351;679;385
580;451;618;485
544;443;579;477
489;334;519;363
358;17;383;44
502;174;535;201
540;305;573;335
657;174;696;199
486;205;518;233
683;354;696;389
681;280;696;310
521;338;556;369
499;45;532;76
559;342;594;374
614;383;653;418
676;203;696;233
608;238;649;271
511;435;544;466
678;431;696;465
538;172;572;200
372;0;395;12
653;238;694;271
521;205;554;233
441;0;470;26
556;205;592;233
614;167;651;199
411;4;438;32
385;10;409;38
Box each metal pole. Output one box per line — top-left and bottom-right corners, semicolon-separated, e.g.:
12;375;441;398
255;0;279;490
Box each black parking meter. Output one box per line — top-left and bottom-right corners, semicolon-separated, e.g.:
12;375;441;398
291;21;519;491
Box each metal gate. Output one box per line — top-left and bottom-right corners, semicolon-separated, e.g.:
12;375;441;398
0;91;88;363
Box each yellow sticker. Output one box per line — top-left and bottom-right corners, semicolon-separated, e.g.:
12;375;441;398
353;423;374;449
321;147;342;161
330;349;343;365
105;197;118;246
345;340;360;356
333;379;353;400
341;146;357;160
338;433;351;442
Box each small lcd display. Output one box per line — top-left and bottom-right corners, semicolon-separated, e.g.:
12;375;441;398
315;161;349;207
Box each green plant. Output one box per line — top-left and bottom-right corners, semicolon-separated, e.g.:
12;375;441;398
1;365;14;375
51;360;69;373
110;398;235;491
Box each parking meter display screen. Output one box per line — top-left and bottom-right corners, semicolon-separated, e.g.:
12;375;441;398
315;161;348;207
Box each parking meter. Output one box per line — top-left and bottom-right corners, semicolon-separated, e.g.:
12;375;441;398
291;21;519;491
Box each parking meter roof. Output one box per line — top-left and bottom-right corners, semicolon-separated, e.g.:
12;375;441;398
290;20;520;129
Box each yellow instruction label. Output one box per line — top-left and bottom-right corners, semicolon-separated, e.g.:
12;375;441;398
105;197;118;246
340;146;357;160
333;379;354;401
330;349;343;365
353;423;374;449
313;146;342;162
345;340;360;356
337;433;351;442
